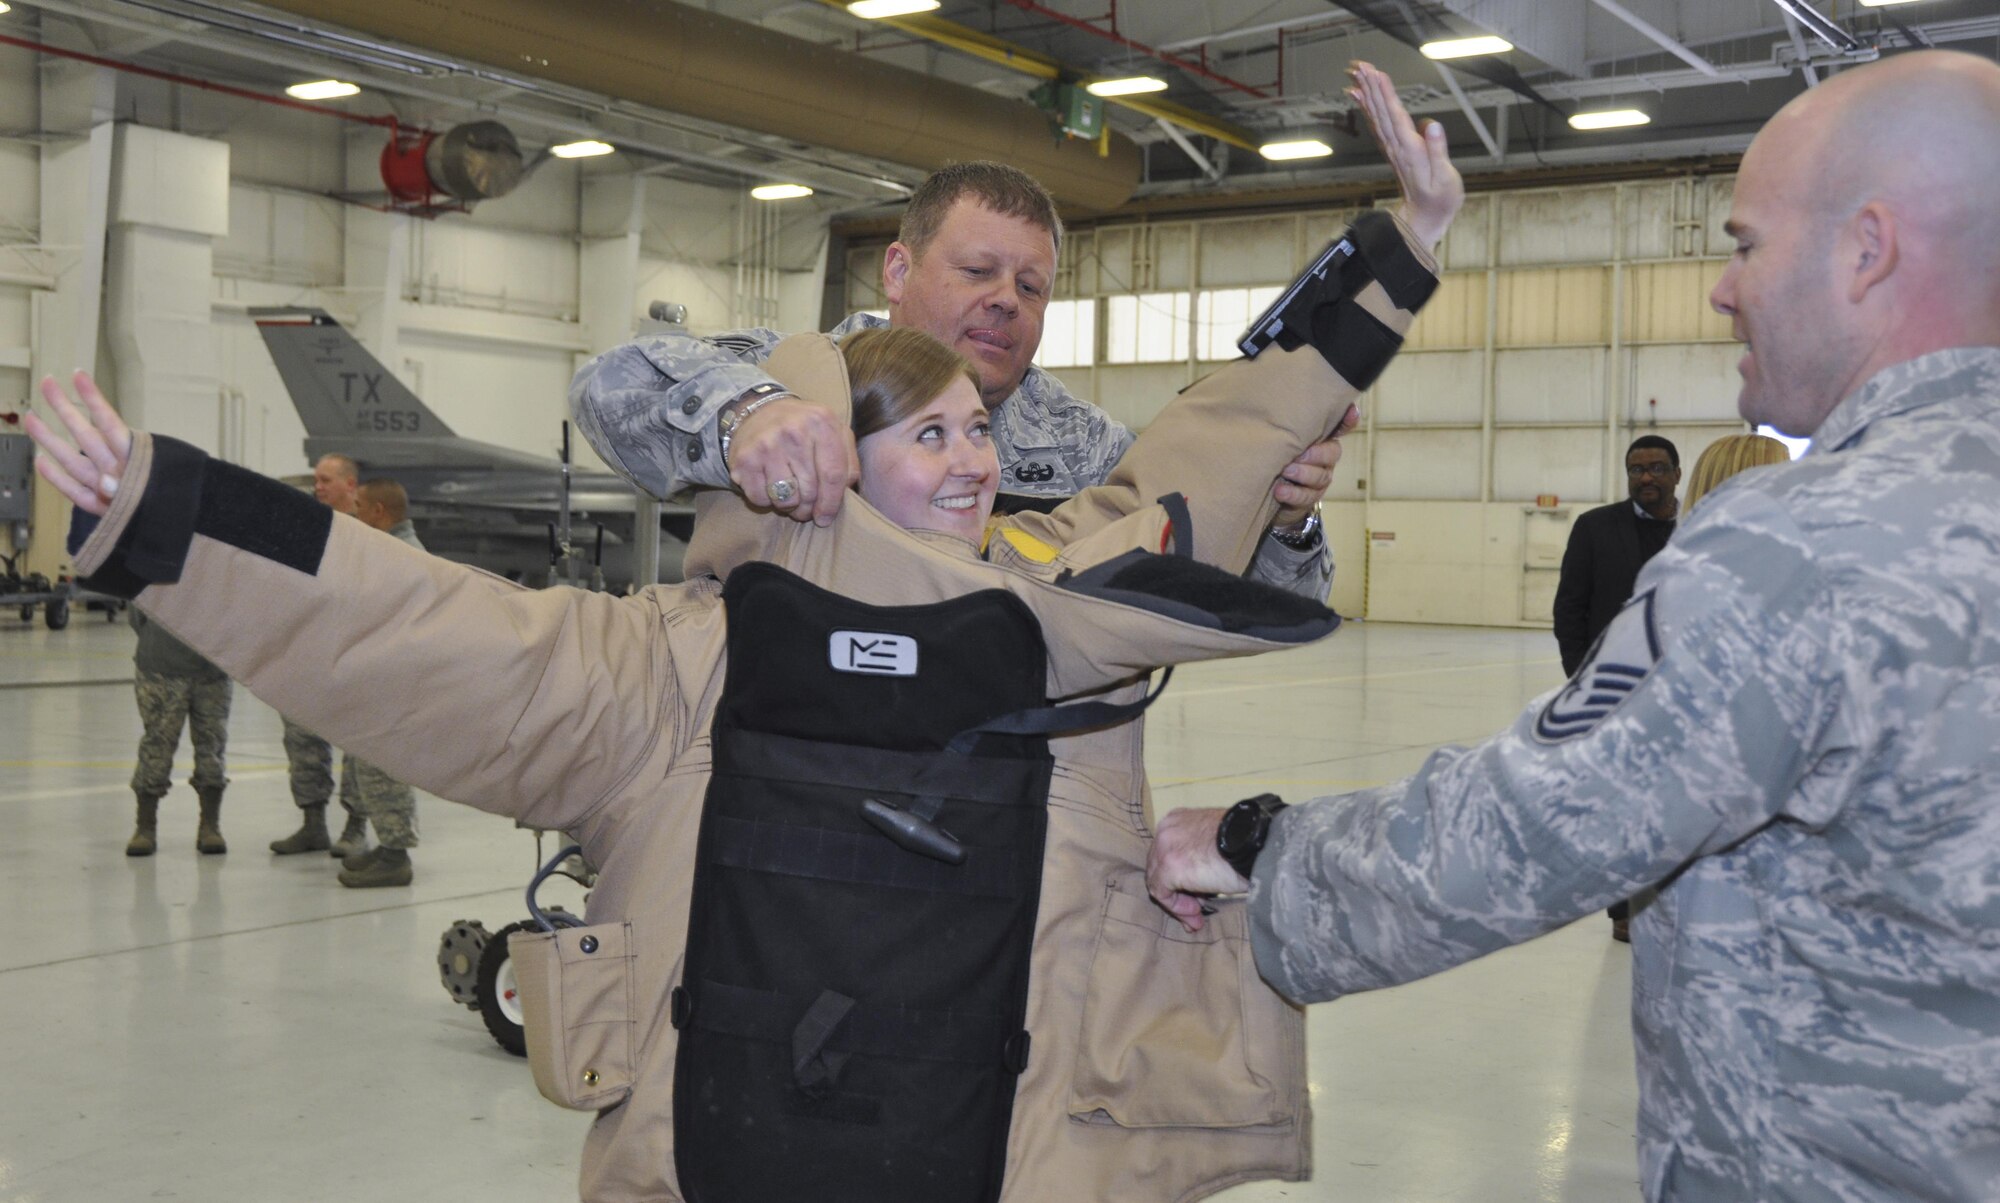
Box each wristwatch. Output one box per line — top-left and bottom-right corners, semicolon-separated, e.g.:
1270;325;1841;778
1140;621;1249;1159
1268;507;1323;551
1216;793;1289;881
718;382;791;471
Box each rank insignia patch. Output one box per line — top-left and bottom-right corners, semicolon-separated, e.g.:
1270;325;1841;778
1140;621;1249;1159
1534;588;1661;743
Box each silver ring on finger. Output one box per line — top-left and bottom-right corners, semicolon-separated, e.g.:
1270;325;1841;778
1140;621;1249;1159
767;478;798;505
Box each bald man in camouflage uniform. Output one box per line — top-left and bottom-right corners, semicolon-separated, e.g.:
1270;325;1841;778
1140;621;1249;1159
1148;50;2000;1202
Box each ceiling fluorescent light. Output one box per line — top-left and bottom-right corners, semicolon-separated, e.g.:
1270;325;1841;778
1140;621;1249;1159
1568;108;1650;130
1086;77;1168;97
751;184;814;200
1767;0;1862;52
0;3;14;13
1857;0;1924;5
1259;139;1333;161
551;140;615;158
285;80;359;100
848;0;940;17
1420;35;1514;60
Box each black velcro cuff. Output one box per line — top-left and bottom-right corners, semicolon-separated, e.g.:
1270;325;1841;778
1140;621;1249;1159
75;436;333;599
1345;209;1438;312
1314;297;1404;392
196;457;333;577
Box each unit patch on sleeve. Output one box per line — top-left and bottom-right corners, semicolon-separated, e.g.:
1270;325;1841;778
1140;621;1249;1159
1534;588;1661;744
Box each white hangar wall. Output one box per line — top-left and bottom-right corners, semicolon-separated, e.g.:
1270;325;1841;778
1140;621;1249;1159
847;177;1749;627
5;51;830;577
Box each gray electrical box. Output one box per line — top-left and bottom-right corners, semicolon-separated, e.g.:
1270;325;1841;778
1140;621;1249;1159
0;433;31;524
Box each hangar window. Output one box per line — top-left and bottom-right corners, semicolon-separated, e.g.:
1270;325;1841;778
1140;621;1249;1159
1035;299;1096;369
1104;292;1189;364
1195;286;1282;361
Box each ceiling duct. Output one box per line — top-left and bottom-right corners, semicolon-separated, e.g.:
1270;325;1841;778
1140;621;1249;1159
242;0;1144;211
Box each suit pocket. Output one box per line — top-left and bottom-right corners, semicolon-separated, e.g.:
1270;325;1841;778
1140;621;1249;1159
514;921;636;1112
1069;879;1304;1129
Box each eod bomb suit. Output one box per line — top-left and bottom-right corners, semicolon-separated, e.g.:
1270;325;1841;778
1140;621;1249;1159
68;213;1438;1203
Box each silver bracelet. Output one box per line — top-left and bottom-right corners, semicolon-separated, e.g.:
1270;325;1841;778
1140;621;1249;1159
1268;508;1323;551
717;385;791;472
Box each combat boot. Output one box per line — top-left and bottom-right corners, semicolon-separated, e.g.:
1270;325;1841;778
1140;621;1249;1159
342;845;382;872
330;812;370;860
339;846;411;888
269;803;331;854
196;786;227;855
126;792;162;857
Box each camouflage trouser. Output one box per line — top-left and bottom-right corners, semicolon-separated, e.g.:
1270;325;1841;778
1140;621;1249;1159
279;715;419;849
280;715;358;818
132;671;233;796
348;756;418;850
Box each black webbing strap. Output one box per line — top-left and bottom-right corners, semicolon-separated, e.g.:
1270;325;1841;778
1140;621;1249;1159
1342;209;1438;312
943;668;1174;756
707;813;1019;897
694;980;1016;1067
792;989;857;1097
1320;297;1404;392
1155;492;1194;558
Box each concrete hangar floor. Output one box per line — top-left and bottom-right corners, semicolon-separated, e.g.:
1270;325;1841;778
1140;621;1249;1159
0;612;1639;1201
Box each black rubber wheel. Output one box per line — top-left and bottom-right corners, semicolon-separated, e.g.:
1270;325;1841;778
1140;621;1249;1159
476;919;538;1057
16;605;29;622
44;598;68;630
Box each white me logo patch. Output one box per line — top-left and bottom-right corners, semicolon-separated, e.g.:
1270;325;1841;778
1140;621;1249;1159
1534;588;1661;743
829;630;918;677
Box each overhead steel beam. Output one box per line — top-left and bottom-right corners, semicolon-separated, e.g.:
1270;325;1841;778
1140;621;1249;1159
1588;0;1720;77
1155;118;1222;182
1433;63;1501;161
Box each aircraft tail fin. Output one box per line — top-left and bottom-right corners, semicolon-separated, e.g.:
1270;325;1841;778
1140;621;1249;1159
248;307;454;439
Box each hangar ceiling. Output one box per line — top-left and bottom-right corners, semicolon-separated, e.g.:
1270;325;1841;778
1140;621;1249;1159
10;0;2000;216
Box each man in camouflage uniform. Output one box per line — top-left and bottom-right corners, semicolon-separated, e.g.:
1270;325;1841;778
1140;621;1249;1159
1148;50;2000;1202
335;478;425;888
271;452;372;859
570;162;1341;599
128;609;232;855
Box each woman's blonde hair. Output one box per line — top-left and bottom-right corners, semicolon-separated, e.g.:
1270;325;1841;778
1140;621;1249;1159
1685;434;1791;511
841;326;984;439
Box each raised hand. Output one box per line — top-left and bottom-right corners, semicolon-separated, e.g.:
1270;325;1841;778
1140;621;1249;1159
1348;60;1464;252
728;397;861;527
24;372;131;517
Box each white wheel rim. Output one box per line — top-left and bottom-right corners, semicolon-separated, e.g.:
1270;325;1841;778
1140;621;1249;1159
495;955;524;1027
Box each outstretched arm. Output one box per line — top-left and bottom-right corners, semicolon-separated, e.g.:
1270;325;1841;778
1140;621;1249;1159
32;373;679;833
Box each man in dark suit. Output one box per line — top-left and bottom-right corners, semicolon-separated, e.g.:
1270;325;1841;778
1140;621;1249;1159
1553;435;1680;942
1554;436;1681;675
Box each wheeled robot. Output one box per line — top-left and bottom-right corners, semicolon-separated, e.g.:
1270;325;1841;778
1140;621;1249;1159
436;835;595;1055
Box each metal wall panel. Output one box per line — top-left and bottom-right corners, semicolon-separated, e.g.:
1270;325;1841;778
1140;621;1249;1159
1406;273;1487;351
1196;214;1302;288
1497;187;1615;265
1438;194;1492;272
1098;362;1194;431
1374;349;1485;427
1494;347;1608;424
1630;343;1745;423
1374;429;1483;500
412;222;580;319
1626;260;1731;343
1492;427;1606;503
1497;266;1610;346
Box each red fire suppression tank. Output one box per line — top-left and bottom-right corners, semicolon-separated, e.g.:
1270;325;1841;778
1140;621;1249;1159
379;126;440;204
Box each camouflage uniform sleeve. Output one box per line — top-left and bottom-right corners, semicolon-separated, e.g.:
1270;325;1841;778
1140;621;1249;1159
568;327;788;498
1244;533;1334;601
1249;487;1859;1002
